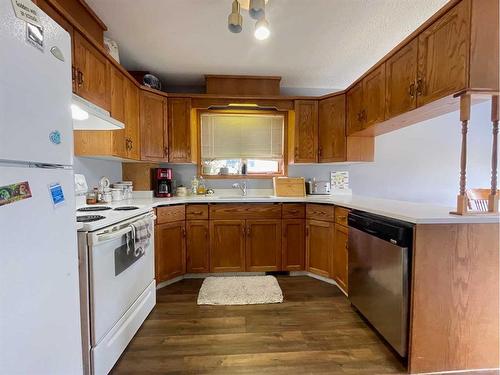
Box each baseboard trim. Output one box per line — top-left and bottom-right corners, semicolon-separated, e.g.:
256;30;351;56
156;271;345;294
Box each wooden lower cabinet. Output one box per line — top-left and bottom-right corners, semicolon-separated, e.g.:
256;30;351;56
155;221;186;283
306;219;334;278
186;220;210;273
282;219;305;271
332;224;348;293
210;220;246;272
245;219;282;272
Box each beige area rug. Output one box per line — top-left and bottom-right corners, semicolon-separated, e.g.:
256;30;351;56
197;276;284;305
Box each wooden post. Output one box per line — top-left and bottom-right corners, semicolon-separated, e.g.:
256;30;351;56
454;95;471;215
489;96;499;212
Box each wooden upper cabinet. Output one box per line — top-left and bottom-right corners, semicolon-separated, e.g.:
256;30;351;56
362;64;386;128
210;220;246;272
73;31;110;111
292;100;318;163
245;220;282;272
386;39;418;119
318;95;346;162
168;97;193;163
110;66;125;123
332;224;348;293
186;220;210;273
155;221;186;283
417;0;469;107
346;82;364;135
123;78;140;160
140;91;168;162
306;219;333;278
282;219;305;271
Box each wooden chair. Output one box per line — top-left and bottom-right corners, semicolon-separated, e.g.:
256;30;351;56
467;189;499;211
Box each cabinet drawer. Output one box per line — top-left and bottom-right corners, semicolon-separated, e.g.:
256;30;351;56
156;205;185;224
282;203;305;219
335;206;350;227
306;204;334;221
209;203;282;220
186;204;209;220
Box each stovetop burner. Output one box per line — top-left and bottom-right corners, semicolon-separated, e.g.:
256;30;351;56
77;215;106;223
77;206;112;212
114;206;139;211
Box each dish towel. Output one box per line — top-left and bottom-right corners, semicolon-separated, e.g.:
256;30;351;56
130;219;152;257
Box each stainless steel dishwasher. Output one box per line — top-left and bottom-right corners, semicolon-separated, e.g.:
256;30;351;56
348;210;413;357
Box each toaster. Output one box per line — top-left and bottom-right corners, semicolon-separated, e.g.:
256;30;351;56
305;179;331;195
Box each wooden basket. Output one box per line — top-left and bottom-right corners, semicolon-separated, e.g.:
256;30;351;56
273;177;306;197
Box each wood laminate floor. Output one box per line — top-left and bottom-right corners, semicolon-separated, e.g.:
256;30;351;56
111;276;406;374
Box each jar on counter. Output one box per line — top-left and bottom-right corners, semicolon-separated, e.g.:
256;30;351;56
86;189;98;205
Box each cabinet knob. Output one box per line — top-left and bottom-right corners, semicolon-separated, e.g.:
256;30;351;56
164;147;169;157
416;78;424;96
294;146;299;159
77;70;84;87
408;82;416;98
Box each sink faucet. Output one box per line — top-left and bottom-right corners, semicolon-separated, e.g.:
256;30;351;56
232;181;247;196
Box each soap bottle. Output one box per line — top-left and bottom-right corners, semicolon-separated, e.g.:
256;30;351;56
197;176;206;195
190;176;199;195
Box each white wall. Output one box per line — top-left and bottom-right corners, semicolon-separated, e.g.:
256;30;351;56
74;157;122;188
167;101;496;207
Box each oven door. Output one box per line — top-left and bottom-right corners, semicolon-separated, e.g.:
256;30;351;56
87;212;155;346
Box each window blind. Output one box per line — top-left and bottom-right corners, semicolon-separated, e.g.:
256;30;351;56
201;113;284;159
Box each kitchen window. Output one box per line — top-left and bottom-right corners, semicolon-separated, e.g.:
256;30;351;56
200;112;286;177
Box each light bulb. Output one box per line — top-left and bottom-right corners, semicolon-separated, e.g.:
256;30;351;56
254;18;270;40
71;104;89;121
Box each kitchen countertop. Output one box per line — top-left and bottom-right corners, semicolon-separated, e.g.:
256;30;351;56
112;194;500;225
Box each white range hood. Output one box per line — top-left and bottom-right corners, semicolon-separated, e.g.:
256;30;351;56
72;94;124;130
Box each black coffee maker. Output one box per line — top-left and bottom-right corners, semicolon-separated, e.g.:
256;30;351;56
153;168;174;197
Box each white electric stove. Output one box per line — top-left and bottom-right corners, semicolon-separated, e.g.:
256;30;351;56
75;176;156;375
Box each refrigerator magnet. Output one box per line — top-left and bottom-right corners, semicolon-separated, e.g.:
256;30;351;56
48;183;65;207
0;181;32;207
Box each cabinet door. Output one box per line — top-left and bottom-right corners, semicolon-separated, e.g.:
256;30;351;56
282;219;305;271
140;91;168;162
346;82;364;135
417;0;469;107
168;98;192;163
293;100;318;163
245;220;282;272
110;66;125;123
363;64;386;128
155;221;186;283
386;39;418;119
333;224;348;293
73;31;110;111
306;220;333;278
318;95;346;162
186;220;210;273
124;79;140;160
209;220;246;272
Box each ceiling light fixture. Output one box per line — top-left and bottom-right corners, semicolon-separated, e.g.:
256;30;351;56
228;0;243;33
254;16;270;40
228;0;271;40
249;0;265;20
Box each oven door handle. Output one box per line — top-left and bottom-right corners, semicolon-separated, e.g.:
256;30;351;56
96;226;133;243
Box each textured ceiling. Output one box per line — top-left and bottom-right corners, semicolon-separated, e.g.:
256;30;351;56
87;0;449;94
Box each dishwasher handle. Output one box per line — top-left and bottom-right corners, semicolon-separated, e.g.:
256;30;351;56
348;211;413;247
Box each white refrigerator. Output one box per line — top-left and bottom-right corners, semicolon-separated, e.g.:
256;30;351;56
0;1;83;374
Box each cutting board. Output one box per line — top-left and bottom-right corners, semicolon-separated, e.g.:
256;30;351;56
273;177;306;197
